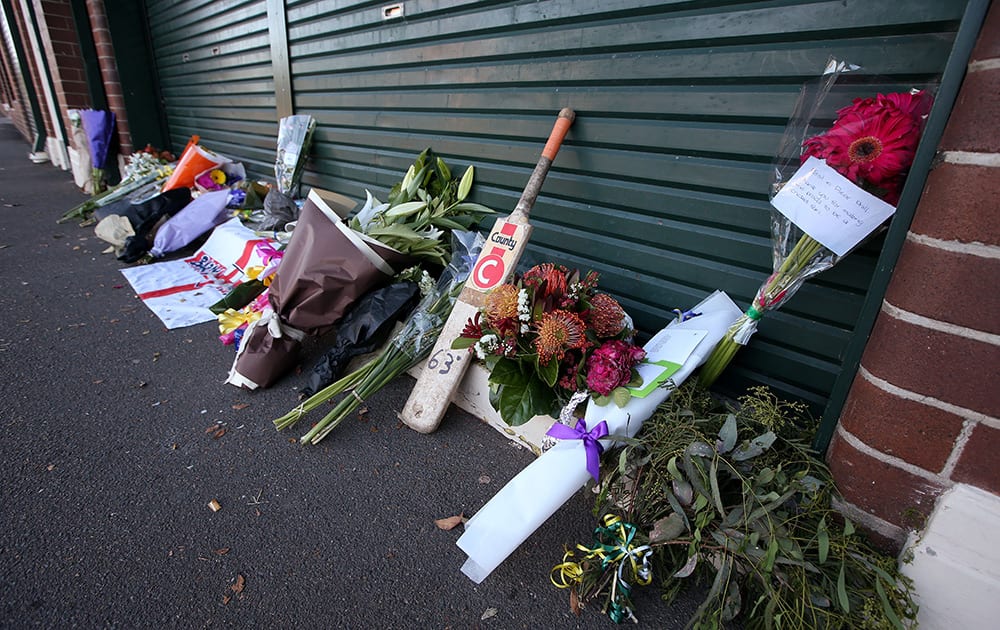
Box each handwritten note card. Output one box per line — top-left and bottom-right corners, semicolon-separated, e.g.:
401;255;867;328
771;156;896;256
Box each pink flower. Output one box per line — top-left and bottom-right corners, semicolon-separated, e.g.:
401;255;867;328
585;340;646;396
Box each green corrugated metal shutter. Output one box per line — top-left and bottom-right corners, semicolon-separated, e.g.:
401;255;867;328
145;0;276;173
145;0;975;415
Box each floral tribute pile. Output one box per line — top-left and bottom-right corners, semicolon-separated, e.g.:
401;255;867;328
452;263;645;427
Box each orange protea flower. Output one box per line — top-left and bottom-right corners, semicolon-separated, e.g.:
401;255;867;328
534;309;588;364
588;293;627;338
522;263;569;302
483;284;520;328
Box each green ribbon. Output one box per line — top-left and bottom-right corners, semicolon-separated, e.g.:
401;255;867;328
745;305;763;320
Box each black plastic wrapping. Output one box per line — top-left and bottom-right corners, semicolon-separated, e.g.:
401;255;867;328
299;281;421;397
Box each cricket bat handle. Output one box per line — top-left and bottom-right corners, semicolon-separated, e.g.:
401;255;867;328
510;107;575;223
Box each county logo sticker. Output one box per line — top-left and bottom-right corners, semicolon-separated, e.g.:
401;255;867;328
470;221;526;292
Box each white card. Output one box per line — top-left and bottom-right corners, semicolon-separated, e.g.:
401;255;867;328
628;327;708;397
771;156;896;256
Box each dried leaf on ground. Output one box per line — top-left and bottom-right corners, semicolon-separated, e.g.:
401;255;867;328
215;547;230;555
232;403;249;410
213;428;226;439
481;607;497;620
205;424;220;434
231;574;245;593
434;513;466;530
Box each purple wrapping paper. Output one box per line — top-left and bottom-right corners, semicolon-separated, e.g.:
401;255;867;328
227;189;414;389
148;190;231;258
79;109;115;167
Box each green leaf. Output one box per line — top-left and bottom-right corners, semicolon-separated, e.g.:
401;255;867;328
404;164;430;197
649;513;687;543
384;200;427;219
843;519;855;537
718;414;738;453
732;431;777;461
709;457;725;514
818;517;830;564
496;375;556;426
755;467;775;487
435;156;451;183
449;202;496;216
430;216;469;231
836;563;850;613
457;165;474;201
673;553;698;578
611;386;632;408
672;479;694;506
667;455;683;480
451;336;476;350
693;494;709;512
535;355;559;388
487;357;528;386
875;574;905;630
762;537;779;573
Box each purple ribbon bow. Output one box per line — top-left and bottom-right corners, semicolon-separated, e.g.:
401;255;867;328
546;418;609;482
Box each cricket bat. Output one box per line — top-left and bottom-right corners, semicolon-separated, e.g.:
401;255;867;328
400;108;576;433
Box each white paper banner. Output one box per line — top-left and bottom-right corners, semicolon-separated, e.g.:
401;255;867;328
771;156;896;256
121;218;274;329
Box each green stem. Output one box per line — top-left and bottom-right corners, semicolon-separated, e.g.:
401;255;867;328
302;351;411;444
272;361;375;430
698;235;827;388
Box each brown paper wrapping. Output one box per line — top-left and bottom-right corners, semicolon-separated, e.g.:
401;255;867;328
228;189;413;389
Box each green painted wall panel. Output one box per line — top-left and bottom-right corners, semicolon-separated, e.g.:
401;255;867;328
144;0;973;416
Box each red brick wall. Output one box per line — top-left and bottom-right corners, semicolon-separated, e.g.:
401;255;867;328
829;2;1000;548
32;0;89;133
9;0;54;139
85;0;130;155
0;35;34;142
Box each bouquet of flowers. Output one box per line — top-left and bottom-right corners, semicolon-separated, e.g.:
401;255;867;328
273;231;483;444
698;60;934;387
58;144;175;224
456;290;744;584
452;263;645;427
79;109;116;194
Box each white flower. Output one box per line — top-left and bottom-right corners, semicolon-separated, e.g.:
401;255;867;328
474;334;499;360
417;271;435;297
517;289;530;322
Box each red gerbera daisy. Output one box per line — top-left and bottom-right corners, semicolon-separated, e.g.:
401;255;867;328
802;91;930;204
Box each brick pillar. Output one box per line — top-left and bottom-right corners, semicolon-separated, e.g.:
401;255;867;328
828;3;1000;550
0;28;34;142
85;0;130;155
31;0;89;131
10;0;54;140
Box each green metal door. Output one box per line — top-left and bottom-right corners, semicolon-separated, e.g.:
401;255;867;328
146;0;983;425
145;0;277;172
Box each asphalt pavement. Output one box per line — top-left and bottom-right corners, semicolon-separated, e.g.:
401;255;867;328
0;116;701;629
